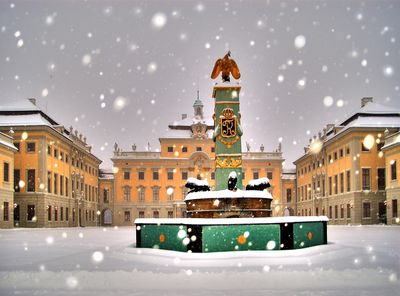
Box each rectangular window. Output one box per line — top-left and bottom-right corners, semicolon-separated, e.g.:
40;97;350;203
48;205;52;221
335;205;338;219
123;187;131;202
181;171;188;180
54;207;58;221
60;152;64;161
139;211;145;218
138;188;145;202
47;171;52;193
14;169;20;192
346;170;351;192
60;207;64;221
267;171;273;180
66;207;69;221
54;173;58;195
153;171;159;180
168;211;173;218
322;179;325;196
3;162;9;182
391;161;397;180
340;205;344;219
27;205;35;221
138;171;145;180
346;146;350;155
362;168;371;190
167;170;174;180
14;142;20;151
196;147;202;152
167;188;174;201
253;171;259;179
65;178;69;196
167;146;173;153
393;199;398;218
286;188;292;203
65;154;69;163
211;147;215;153
339;149;343;158
308;184;311;199
48;145;52;155
124;211;131;221
103;189;109;203
54;149;58;158
153;211;159;218
340;173;344;193
124;171;130;180
328;155;332;163
334;152;338;160
347;204;351;219
27;169;35;192
153;187;159;202
329;176;332;195
60;175;64;196
363;202;371;218
334;175;338;194
27;142;36;152
377;168;385;190
182;146;188;153
211;172;215;180
329;206;332;219
3;202;9;221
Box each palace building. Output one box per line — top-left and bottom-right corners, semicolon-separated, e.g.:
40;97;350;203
0;132;18;228
294;97;400;225
0;99;102;227
382;131;400;224
104;94;292;226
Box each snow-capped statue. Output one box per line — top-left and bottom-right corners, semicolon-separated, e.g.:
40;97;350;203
185;177;210;193
227;171;238;191
245;177;271;191
211;51;241;82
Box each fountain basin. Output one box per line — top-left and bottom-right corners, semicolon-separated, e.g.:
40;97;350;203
135;216;328;252
185;189;272;218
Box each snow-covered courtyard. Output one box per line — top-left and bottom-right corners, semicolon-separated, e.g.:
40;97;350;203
0;226;399;295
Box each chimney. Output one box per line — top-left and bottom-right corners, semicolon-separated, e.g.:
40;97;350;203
181;114;187;120
361;97;373;107
28;98;36;106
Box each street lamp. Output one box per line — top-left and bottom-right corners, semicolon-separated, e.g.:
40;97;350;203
97;210;101;227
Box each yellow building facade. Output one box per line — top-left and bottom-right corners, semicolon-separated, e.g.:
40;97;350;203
382;131;400;224
0;99;102;227
294;98;400;224
103;97;289;226
0;132;18;228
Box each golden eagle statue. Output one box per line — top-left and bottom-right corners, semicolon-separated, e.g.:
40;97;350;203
211;51;241;82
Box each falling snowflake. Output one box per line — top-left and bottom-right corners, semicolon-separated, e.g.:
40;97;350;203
294;35;306;49
151;13;167;29
323;96;334;107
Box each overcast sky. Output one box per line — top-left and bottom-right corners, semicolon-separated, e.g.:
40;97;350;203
1;0;400;168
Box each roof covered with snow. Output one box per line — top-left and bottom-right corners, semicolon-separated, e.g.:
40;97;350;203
0;99;41;112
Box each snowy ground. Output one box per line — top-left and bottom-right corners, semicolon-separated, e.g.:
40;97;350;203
0;226;399;296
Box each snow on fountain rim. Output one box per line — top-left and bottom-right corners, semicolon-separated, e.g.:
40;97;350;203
134;216;329;225
184;189;272;201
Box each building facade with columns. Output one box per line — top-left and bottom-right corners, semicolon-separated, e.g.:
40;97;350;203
0;99;102;228
0;132;18;228
294;98;400;225
382;131;400;224
104;95;291;226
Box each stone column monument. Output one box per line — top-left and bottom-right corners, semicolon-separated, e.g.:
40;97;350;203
211;51;243;190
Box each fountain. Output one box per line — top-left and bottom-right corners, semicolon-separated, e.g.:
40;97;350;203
135;52;328;252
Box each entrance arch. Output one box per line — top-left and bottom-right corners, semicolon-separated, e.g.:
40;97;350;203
103;209;112;225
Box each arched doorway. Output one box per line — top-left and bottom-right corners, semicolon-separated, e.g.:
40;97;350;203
103;209;112;225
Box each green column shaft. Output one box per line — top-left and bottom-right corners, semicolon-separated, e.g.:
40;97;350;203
213;85;243;190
